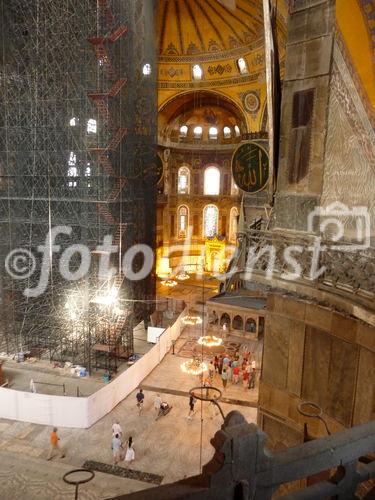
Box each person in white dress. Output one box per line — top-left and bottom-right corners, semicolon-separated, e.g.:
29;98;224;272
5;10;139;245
124;436;135;463
154;394;162;418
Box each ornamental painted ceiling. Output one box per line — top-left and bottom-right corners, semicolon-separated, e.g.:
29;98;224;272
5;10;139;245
157;0;269;60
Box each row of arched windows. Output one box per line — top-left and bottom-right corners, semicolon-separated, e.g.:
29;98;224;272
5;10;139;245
179;124;241;140
178;166;238;196
177;205;238;240
192;58;248;81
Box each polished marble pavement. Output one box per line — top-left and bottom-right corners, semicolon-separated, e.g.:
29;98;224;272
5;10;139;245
0;281;262;499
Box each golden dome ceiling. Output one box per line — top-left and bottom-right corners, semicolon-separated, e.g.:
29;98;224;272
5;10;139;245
157;0;266;60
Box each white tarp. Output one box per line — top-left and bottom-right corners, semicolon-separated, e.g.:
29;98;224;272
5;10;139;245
0;308;187;429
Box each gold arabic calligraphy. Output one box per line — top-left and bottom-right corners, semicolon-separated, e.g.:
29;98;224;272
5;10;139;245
233;144;269;193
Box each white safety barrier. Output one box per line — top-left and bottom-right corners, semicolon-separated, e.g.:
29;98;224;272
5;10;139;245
0;308;187;429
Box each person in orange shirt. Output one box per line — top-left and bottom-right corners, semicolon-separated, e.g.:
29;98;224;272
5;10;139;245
47;427;65;460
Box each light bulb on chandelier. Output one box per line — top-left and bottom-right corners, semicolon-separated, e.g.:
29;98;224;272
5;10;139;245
180;358;208;376
197;335;223;347
161;279;177;287
182;315;202;326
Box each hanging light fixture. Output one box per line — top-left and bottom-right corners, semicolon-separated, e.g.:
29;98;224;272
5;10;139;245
182;315;202;326
181;358;208;376
176;270;190;281
197;335;223;347
161;278;177;287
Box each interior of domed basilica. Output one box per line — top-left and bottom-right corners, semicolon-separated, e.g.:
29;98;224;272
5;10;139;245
0;1;374;499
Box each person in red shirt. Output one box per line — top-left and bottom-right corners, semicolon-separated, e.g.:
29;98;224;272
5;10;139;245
233;365;240;384
47;427;65;460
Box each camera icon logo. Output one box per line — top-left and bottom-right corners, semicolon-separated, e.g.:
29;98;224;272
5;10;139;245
307;202;371;251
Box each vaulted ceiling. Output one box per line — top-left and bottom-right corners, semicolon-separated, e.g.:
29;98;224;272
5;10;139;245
157;0;267;59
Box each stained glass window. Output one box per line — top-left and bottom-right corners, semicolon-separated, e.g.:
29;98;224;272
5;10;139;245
203;205;218;237
87;118;97;134
204;166;220;195
237;58;248;75
192;64;203;80
142;63;151;76
178;166;190;194
194;126;203;139
223;126;231;139
209;127;218;140
229;207;239;242
178;205;189;238
180;125;188;137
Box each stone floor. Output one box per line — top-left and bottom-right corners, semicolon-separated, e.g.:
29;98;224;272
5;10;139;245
0;280;261;499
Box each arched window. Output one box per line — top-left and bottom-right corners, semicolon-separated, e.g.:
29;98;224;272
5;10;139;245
192;64;203;80
237;58;248;75
87;119;97;134
142;63;151;76
67;166;78;188
178;205;189;238
179;125;188;137
204;166;220;195
233;315;244;330
68;151;77;166
69;117;78;127
245;318;257;333
234;125;241;137
203;205;219;237
193;126;203;139
85;164;91;188
209;127;218;140
229;207;239;242
223;126;231;139
220;313;230;327
178;166;190;194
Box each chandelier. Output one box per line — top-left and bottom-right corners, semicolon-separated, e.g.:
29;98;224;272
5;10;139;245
197;335;223;347
182;315;202;326
180;358;208;376
176;270;190;281
161;279;177;287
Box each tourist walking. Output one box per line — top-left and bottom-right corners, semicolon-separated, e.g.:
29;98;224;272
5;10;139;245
249;368;256;389
112;421;122;437
124;436;135;463
218;355;223;375
213;355;219;373
187;394;196;419
221;368;228;390
223;354;230;367
226;362;232;383
233;365;240;384
112;433;122;466
154;393;162;418
208;360;215;381
243;362;250;388
47;427;65;460
136;388;145;415
30;378;36;393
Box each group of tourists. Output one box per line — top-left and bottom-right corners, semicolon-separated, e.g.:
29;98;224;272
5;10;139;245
206;350;257;391
111;421;135;466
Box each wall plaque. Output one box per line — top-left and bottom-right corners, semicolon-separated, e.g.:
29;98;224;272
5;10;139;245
231;142;269;193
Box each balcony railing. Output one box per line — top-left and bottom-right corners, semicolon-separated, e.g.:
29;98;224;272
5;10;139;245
224;225;375;309
111;411;375;499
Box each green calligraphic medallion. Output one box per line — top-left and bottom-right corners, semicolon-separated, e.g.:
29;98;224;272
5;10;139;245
231;142;269;193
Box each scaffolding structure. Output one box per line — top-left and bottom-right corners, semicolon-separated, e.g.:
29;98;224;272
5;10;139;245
0;0;158;372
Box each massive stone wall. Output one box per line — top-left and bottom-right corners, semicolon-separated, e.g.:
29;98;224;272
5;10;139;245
259;294;375;451
320;43;375;240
